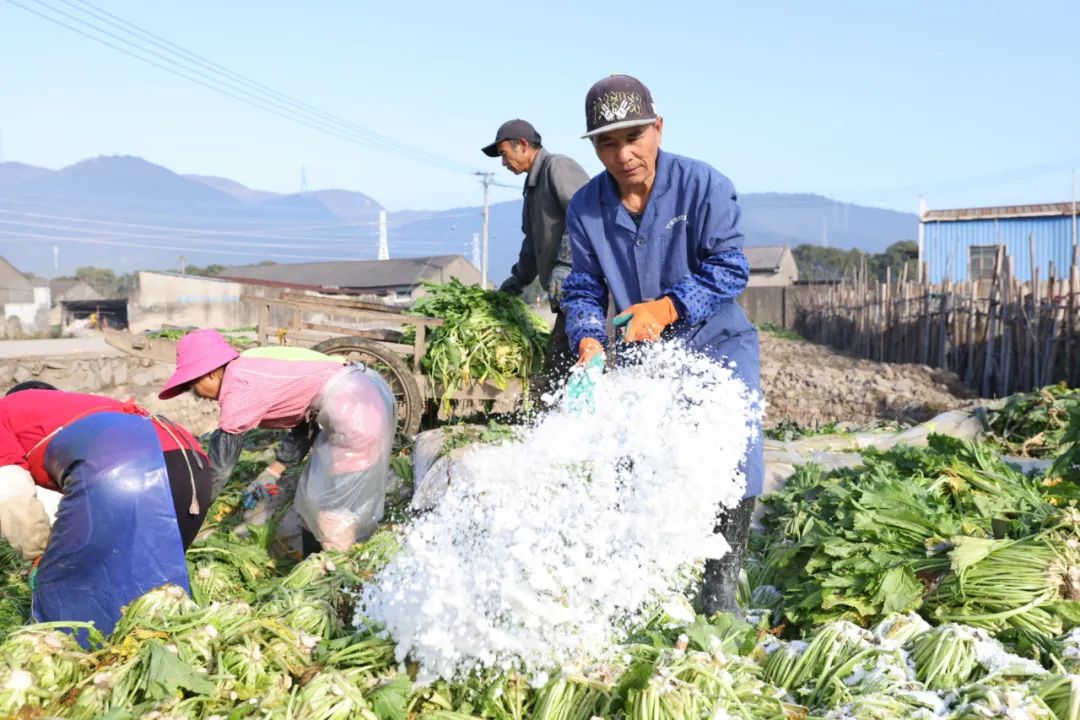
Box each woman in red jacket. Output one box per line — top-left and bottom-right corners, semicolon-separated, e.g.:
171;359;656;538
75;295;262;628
0;381;211;639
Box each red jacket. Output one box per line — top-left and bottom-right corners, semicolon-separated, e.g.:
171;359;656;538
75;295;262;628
0;390;206;491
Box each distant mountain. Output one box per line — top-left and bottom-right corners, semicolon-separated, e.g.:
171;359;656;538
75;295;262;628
739;193;916;250
0;161;53;187
0;156;916;281
9;156;239;214
185;174;280;204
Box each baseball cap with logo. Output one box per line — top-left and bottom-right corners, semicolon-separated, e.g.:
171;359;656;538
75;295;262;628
582;74;658;139
481;119;543;157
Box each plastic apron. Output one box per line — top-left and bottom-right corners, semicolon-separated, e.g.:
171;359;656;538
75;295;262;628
294;364;395;551
31;412;189;644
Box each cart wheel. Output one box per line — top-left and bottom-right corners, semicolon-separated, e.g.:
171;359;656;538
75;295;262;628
311;336;423;441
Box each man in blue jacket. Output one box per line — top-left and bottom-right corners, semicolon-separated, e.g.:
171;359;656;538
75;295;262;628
561;74;762;617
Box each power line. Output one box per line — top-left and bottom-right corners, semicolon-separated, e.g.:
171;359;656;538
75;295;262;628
0;208;380;239
0;207;490;243
827;156;1080;200
5;0;475;173
0;220;466;259
58;0;468;172
0;228;369;260
0;194;496;230
0;217;369;250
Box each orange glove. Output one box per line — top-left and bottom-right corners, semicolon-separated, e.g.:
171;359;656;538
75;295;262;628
613;297;678;342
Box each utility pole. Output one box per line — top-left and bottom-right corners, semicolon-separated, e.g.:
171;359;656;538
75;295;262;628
378;210;389;260
179;255;187;274
52;245;59;271
474;171;493;288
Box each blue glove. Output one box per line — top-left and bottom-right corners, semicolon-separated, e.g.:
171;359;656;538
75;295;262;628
28;557;41;594
242;470;281;510
565;353;605;415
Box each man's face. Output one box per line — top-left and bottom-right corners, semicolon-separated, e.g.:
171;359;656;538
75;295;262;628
591;118;664;189
497;139;530;175
192;366;224;400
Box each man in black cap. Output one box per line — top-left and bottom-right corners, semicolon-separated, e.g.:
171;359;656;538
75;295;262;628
482;119;589;383
561;75;763;619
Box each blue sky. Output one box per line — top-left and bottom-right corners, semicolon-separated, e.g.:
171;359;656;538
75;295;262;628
1;0;1077;214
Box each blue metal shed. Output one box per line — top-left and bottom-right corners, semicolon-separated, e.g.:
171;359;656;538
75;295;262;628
920;202;1079;283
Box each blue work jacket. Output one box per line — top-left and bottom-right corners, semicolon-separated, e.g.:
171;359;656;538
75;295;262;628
561;149;762;497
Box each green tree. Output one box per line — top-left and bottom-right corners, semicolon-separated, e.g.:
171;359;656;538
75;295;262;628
74;266;139;298
793;241;918;284
186;263;227;277
868;240;918;282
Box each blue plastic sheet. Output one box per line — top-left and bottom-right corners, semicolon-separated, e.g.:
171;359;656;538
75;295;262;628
31;411;189;643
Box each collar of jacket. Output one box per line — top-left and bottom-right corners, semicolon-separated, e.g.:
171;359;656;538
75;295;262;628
599;148;673;207
524;147;550;192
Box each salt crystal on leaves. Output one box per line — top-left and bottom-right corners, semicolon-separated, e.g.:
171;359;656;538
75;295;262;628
359;342;760;684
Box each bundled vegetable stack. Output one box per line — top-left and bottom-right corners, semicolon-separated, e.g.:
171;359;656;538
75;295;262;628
0;539;30;639
408;279;550;411
749;433;1080;646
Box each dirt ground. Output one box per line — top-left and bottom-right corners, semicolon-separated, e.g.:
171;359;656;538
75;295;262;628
759;330;976;430
0;331;978;436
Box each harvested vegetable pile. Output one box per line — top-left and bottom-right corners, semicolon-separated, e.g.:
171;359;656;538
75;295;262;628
0;539;30;641
985;383;1080;458
748;434;1080;644
8;375;1080;717
408;279;549;410
145;327;258;351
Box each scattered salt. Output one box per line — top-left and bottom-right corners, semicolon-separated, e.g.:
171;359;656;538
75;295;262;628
360;342;759;683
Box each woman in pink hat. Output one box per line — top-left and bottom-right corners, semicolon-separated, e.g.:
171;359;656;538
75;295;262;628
159;329;396;552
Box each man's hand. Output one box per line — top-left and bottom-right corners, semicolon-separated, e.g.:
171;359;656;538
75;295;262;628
613;297;678;342
547;266;570;312
576;337;604;366
0;466;51;560
498;276;524;296
242;466;282;511
566;339;605;415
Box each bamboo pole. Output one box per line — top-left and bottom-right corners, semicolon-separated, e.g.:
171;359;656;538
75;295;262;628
965;280;978;387
1000;259;1013;397
938;277;951;368
1043;263;1061;385
982;247;1004;397
1070;257;1078;386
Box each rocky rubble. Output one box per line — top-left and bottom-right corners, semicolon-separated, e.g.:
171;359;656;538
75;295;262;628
0;353;220;435
759;331;976;430
0;330;978;439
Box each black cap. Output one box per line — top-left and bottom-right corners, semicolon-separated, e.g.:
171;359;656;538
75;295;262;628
481;119;542;157
582;75;658;139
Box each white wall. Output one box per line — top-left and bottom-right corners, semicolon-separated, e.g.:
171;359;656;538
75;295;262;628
131;272;256;333
2;287;52;334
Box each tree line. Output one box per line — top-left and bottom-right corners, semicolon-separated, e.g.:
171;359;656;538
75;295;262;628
57;262;274;298
793;240;918;284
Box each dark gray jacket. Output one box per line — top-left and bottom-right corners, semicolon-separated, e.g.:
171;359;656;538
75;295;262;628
503;148;589;309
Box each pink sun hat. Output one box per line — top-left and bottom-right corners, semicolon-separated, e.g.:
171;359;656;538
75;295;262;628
159;329;240;399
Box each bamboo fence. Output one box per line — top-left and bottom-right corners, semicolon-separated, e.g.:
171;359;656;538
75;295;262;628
793;245;1080;397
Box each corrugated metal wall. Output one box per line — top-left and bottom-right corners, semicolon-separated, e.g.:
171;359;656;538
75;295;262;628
922;216;1077;283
